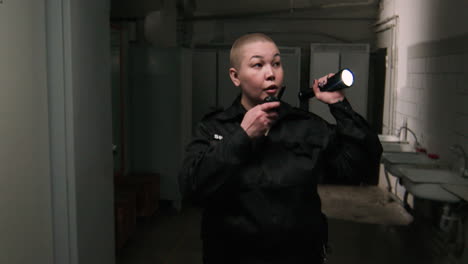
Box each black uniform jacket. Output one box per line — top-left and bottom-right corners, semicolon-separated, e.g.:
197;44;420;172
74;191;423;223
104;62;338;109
179;96;382;260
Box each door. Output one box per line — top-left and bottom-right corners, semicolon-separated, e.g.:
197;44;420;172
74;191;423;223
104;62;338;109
368;48;387;134
278;47;301;107
192;50;218;131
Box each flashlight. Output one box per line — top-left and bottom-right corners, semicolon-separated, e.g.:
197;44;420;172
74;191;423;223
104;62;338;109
298;68;354;100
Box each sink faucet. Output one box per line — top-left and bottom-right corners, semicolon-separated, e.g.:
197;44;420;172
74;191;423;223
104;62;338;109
397;126;420;147
450;144;467;178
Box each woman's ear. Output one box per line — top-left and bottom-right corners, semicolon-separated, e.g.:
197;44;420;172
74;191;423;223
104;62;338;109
229;68;241;87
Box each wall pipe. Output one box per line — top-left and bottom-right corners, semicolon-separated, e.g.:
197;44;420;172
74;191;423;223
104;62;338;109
374;15;399;27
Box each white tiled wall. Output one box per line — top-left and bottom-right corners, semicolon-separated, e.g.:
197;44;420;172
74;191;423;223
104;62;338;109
379;1;468;262
398;45;468;165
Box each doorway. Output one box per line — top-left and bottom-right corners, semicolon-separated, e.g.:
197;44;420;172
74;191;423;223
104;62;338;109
368;48;387;134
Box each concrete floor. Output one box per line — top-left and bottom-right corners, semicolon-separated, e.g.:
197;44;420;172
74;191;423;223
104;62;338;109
116;186;452;264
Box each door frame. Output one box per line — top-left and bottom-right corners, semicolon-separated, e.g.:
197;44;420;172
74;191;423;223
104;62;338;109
46;0;78;263
376;17;399;135
46;1;114;263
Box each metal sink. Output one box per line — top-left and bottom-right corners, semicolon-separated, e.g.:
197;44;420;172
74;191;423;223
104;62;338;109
384;164;417;178
401;179;460;203
378;134;404;143
382;152;440;180
399;168;468;185
379;134;414;153
397;168;466;203
381;142;415;153
442;184;468;202
381;152;438;167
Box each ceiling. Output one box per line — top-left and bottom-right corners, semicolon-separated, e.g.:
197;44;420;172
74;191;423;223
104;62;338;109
192;0;379;15
111;0;379;19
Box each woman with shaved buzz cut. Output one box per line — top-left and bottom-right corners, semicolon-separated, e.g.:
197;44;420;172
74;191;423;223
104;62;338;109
179;33;382;264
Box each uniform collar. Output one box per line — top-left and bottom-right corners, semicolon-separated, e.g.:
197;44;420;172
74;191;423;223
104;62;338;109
215;95;246;121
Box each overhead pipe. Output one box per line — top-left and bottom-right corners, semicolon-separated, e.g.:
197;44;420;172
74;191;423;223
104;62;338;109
374;15;399;27
182;0;378;21
321;0;375;8
181;15;376;21
258;30;352;43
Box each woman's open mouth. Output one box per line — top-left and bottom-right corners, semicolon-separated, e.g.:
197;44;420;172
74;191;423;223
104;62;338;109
263;85;278;95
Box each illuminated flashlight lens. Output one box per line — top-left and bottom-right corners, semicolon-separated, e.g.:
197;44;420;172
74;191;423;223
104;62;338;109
341;69;354;87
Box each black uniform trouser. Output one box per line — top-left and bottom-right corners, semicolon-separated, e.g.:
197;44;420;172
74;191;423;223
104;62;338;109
202;235;325;264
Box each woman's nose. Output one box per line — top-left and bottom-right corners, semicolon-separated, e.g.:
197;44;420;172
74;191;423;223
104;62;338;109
265;65;275;81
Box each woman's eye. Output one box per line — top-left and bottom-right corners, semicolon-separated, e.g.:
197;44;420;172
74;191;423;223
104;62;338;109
273;62;281;67
253;63;263;68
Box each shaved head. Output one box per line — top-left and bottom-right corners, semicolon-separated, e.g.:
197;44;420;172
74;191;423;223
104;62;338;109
230;33;276;69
